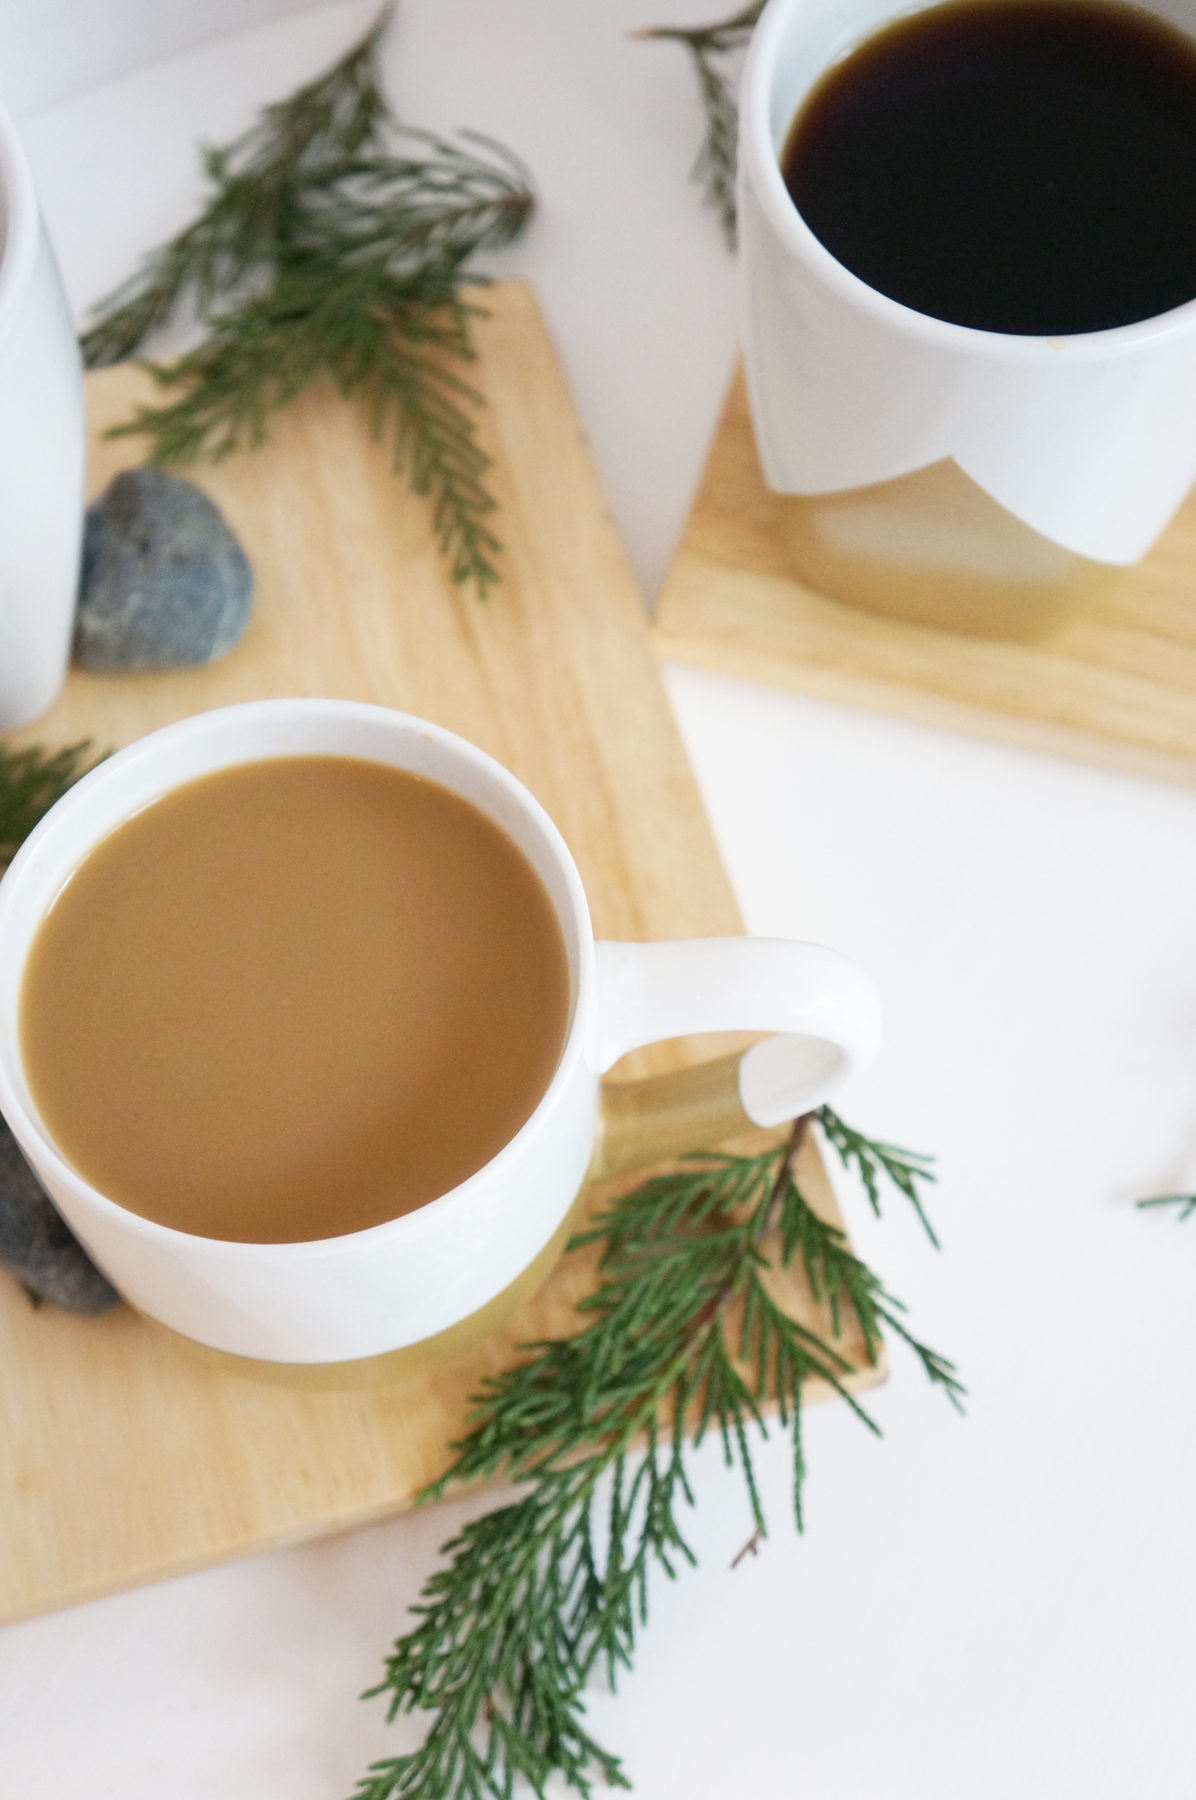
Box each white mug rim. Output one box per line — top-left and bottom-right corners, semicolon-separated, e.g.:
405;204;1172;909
0;699;597;1263
744;0;1196;364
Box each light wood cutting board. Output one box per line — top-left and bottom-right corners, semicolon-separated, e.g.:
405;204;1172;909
653;367;1196;789
0;284;881;1627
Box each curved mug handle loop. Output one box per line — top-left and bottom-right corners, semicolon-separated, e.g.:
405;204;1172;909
591;939;882;1179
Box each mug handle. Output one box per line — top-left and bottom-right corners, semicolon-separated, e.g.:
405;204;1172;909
590;939;881;1180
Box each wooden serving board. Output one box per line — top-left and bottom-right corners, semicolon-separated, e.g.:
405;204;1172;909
0;283;881;1627
653;368;1196;789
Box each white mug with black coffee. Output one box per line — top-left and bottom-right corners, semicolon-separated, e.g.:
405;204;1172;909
740;0;1196;638
0;700;882;1372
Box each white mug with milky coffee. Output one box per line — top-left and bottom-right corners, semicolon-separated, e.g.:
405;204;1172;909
0;700;882;1371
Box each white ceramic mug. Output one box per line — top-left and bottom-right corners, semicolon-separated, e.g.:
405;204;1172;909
739;0;1196;638
0;98;85;726
0;700;881;1368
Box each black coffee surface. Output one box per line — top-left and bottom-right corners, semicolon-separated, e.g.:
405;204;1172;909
781;0;1196;335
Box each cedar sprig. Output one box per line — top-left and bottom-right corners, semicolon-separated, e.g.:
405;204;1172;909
0;741;98;865
80;9;536;599
635;4;764;249
1137;1192;1196;1220
817;1105;940;1246
354;1110;960;1800
78;8;396;371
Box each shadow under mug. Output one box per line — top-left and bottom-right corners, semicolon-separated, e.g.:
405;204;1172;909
0;700;882;1374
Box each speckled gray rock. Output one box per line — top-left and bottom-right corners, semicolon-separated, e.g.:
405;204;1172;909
75;467;253;671
0;1114;121;1314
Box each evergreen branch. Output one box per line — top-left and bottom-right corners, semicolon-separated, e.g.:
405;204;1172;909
107;263;504;592
1137;1192;1196;1220
78;9;535;599
0;741;99;864
295;134;536;275
873;1298;967;1410
355;1112;959;1800
817;1104;940;1247
79;9;397;370
635;3;764;248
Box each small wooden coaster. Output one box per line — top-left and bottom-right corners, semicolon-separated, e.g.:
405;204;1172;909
653;368;1196;789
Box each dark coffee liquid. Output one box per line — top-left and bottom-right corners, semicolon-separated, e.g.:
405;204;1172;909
781;0;1196;335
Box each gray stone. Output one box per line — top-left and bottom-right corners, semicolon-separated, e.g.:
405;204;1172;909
0;1114;121;1315
75;467;253;671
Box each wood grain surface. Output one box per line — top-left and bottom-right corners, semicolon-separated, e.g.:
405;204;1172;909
0;284;881;1627
653;367;1196;789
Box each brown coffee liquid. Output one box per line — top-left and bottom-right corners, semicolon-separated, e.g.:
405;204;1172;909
781;0;1196;335
19;757;571;1243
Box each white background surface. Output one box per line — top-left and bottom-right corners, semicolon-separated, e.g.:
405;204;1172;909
3;3;1196;1794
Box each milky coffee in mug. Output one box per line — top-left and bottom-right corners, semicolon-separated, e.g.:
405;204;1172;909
19;754;572;1245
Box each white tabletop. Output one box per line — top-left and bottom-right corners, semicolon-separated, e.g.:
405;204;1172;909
4;3;1196;1794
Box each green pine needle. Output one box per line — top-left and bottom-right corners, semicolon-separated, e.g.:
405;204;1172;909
636;4;764;249
818;1104;940;1247
1137;1192;1196;1220
354;1111;961;1800
80;8;535;600
0;740;99;865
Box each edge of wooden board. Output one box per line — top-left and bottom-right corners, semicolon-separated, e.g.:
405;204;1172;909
0;1131;886;1628
654;367;1196;789
649;618;1196;791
